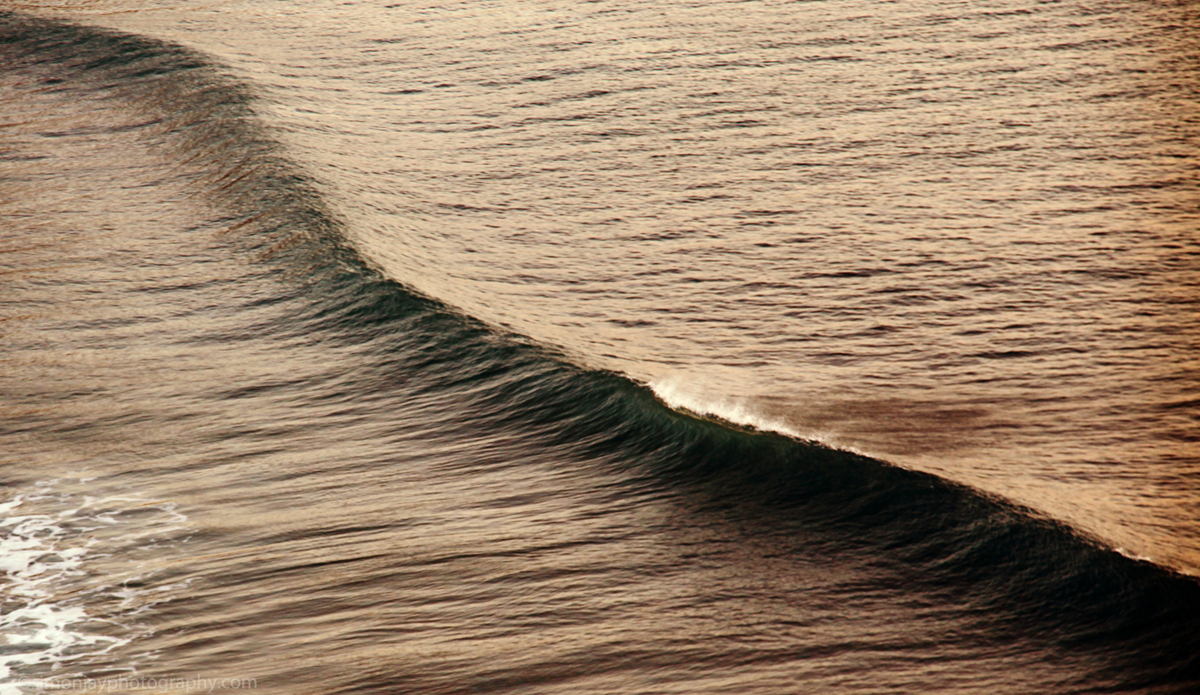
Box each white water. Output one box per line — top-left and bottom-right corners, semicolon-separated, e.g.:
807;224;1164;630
0;482;189;693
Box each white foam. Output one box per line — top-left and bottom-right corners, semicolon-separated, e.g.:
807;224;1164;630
0;481;189;693
648;378;857;454
1115;547;1158;565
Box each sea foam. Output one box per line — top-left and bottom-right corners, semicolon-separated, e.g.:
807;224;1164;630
0;481;188;693
647;378;859;454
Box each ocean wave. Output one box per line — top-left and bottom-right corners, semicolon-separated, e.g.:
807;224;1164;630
3;10;1200;692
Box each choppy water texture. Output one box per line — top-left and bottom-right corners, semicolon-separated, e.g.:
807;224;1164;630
2;1;1199;693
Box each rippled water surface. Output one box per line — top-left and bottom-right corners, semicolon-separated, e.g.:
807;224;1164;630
2;1;1199;693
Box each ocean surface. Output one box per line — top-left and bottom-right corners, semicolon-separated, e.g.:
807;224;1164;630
2;1;1200;692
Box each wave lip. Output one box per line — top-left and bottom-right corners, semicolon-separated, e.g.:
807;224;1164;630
648;378;894;462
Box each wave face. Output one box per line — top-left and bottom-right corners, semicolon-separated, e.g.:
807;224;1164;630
2;4;1200;694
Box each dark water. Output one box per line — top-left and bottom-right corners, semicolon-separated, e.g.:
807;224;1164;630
2;2;1200;693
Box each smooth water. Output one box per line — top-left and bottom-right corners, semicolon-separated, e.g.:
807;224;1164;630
2;1;1199;693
